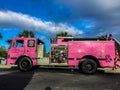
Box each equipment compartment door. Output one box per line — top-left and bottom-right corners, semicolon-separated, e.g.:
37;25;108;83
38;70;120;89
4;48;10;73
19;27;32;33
50;45;68;65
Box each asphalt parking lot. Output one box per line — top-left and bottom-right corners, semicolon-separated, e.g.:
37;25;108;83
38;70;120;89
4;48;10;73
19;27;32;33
0;67;120;90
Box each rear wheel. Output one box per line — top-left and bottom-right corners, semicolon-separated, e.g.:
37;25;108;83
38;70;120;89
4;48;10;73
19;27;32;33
79;58;97;74
18;57;32;72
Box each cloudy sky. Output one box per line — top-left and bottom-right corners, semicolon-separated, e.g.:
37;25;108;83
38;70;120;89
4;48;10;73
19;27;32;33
0;0;120;52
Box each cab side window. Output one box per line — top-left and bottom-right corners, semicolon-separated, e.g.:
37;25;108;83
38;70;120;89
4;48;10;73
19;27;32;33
15;40;24;47
28;40;35;47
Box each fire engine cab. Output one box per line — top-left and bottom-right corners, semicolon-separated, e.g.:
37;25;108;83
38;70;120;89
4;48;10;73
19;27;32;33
7;35;120;74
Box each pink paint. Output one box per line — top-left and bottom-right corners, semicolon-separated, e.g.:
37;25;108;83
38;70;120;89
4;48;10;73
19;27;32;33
99;60;114;67
7;38;37;66
32;60;37;66
7;36;120;69
68;41;115;59
6;59;16;64
68;60;79;66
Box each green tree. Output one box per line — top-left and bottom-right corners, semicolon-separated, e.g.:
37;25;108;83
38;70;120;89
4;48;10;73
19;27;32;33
45;52;50;57
6;40;12;45
0;34;7;59
18;30;34;37
97;35;107;39
56;32;72;38
0;33;3;39
6;30;35;45
0;46;7;58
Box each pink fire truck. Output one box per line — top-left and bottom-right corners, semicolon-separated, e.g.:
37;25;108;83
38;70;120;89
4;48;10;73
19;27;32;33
6;35;120;74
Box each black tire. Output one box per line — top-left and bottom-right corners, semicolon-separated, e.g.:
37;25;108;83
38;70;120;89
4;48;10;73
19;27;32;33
80;58;97;74
17;57;32;72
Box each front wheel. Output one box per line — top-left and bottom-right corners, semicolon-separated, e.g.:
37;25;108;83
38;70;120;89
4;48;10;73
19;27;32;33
79;58;97;74
17;57;32;72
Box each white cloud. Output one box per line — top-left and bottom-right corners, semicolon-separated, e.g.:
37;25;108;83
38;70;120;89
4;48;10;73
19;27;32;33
60;0;120;38
0;10;83;35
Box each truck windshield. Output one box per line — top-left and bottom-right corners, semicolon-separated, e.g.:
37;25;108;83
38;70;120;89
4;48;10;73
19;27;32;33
14;40;24;47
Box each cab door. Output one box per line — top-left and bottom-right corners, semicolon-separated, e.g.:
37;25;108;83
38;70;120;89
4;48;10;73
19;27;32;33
10;39;25;59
